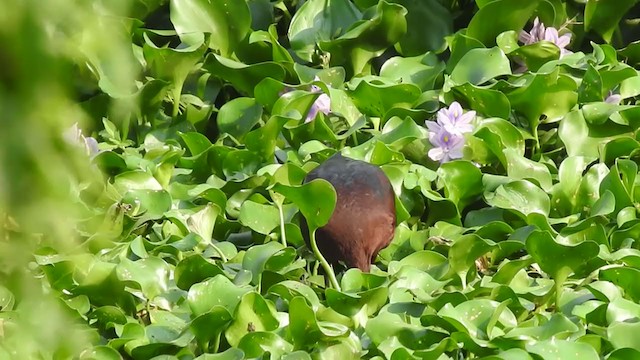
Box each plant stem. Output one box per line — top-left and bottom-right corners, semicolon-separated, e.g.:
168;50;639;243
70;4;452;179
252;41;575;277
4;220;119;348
276;201;287;247
309;229;341;291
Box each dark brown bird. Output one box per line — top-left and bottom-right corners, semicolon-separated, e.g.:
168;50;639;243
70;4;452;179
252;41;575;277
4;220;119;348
300;153;396;272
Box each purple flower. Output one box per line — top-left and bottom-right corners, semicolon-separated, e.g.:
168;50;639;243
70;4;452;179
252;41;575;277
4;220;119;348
278;78;331;123
436;101;475;135
519;17;572;57
425;101;475;163
605;91;622;105
426;122;465;163
64;123;100;157
306;80;331;123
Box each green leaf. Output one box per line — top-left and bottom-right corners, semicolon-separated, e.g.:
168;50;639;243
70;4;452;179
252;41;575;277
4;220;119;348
271;179;336;231
217;97;263;140
116;257;170;300
485;180;550;216
187;275;253;316
288;0;361;62
452;83;511;119
203;54;286;96
237;332;293;358
503;148;553;190
238;200;280;235
467;0;541;46
389;0;452;55
242;242;285;285
225;292;280;347
526;339;599;360
170;0;250;55
526;230;599;281
319;1;408;75
449;47;512;86
438;161;484;211
380;53;445;91
585;0;639;43
347;76;421;118
174;255;226;290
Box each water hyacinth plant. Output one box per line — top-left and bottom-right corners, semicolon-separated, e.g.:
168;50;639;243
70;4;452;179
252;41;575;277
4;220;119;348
5;0;640;359
425;101;476;163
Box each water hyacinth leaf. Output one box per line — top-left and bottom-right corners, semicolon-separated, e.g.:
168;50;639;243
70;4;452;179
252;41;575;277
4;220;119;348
482;348;535;360
584;0;639;43
237;332;294;358
578;64;604;104
174;255;226;291
187;204;220;244
267;280;321;311
318;1;408;75
451;83;511;119
113;171;163;192
366;311;444;352
389;0;452;55
203;54;286;96
380;53;445;91
508;69;578;128
485;180;550;217
445;32;486;73
0;286;14;311
599;267;640;303
525;339;599;360
325;286;388;317
179;132;212;156
169;0;250;55
287;0;361;62
438;299;517;339
222;150;262;181
602;137;640;165
194;348;244;360
608;321;640;351
217;97;263;140
526;230;599;281
238;200;280;235
600;159;636;215
225;292;280;347
245;115;290;161
558;110;631;158
582;103;631;125
187;275;253;316
115;257;170;300
466;0;540;46
143;35;207;85
79;346;123;360
346;76;421;117
242;242;284;285
503;148;552;190
270;179;336;231
288;296;349;347
449;47;511;86
473;118;526;163
505;313;579;341
620;76;640;98
379;116;425;149
511;40;561;72
448;234;496;282
437;161;483;211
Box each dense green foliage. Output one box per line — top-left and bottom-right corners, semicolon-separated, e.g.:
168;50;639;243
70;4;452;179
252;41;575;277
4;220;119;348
2;0;640;359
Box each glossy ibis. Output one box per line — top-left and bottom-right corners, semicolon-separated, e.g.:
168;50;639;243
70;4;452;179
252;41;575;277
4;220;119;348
300;153;396;272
